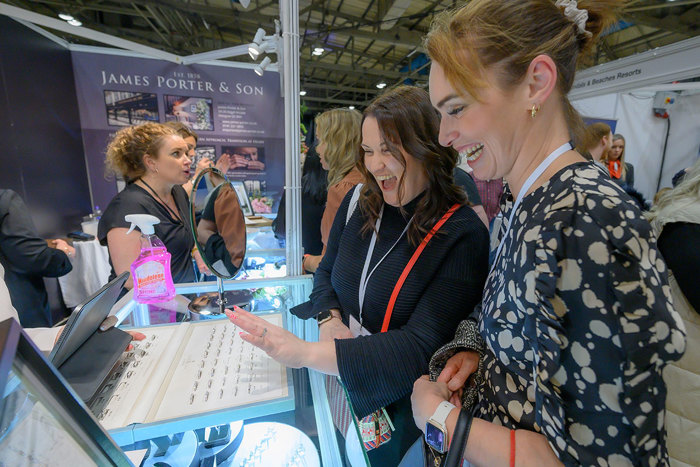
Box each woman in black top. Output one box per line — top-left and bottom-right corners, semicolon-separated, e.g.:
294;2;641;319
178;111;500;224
98;123;195;288
272;149;327;256
227;86;489;464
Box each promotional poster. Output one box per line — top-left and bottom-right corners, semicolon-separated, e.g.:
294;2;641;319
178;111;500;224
71;51;285;213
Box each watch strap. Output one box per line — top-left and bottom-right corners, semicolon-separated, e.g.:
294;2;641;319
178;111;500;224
430;400;456;428
444;408;473;467
316;309;334;325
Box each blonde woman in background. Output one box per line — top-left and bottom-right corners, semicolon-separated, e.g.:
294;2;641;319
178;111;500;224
608;133;635;188
303;108;363;273
647;159;700;467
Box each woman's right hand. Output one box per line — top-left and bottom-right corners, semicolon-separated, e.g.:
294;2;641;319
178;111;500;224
437;350;479;405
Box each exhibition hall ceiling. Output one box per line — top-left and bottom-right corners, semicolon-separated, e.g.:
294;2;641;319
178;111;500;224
7;0;699;111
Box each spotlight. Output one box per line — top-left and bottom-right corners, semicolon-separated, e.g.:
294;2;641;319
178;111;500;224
349;106;355;110
248;44;262;60
254;56;272;76
376;82;387;89
67;19;82;27
232;0;251;8
58;13;74;21
299;90;307;96
252;28;266;46
312;47;325;56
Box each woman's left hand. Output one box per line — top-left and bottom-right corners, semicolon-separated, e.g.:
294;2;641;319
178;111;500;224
226;306;309;368
411;375;453;433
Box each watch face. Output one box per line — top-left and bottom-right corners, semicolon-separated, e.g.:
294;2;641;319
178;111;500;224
425;421;446;453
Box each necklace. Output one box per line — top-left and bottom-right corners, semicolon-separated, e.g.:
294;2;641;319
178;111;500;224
138;179;182;223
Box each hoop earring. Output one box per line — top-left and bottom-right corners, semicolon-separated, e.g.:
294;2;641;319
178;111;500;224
530;104;540;119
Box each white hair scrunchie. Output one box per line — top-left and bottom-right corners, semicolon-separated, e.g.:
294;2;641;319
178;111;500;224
555;0;592;38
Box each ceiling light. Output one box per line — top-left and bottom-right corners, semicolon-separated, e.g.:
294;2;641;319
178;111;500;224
58;13;74;21
67;19;82;27
248;44;262;60
376;82;387;89
254;56;272;76
349;106;355;110
312;47;325;56
252;28;266;46
299;90;307;96
232;0;251;8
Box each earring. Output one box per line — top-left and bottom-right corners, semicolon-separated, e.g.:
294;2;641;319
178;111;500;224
530;104;540;119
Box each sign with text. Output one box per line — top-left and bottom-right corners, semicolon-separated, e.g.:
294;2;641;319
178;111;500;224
72;51;284;214
570;36;700;100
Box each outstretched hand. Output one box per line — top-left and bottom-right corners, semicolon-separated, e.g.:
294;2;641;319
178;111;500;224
226;306;309;368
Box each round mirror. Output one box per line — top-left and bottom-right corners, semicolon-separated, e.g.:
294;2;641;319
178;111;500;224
188;167;250;315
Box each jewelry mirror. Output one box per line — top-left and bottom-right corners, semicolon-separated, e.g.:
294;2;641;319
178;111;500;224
187;167;250;315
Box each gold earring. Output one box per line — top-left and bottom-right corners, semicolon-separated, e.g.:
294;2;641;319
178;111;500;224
531;104;540;119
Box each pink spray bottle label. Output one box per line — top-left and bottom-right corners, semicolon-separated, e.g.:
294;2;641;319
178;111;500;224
125;214;176;304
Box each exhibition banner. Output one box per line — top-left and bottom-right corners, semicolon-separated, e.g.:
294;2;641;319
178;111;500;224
71;50;284;213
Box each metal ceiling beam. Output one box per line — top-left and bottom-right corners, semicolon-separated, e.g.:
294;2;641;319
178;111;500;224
301;82;380;94
301;59;405;79
627;11;699;37
301;95;370;106
627;0;700;11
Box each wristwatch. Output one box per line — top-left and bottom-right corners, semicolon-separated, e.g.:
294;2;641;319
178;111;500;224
425;400;456;454
316;309;335;326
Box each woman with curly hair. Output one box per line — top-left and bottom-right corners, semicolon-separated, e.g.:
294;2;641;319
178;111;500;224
98;123;195;289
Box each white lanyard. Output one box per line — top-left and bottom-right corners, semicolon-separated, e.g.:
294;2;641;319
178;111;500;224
357;205;413;326
490;142;572;274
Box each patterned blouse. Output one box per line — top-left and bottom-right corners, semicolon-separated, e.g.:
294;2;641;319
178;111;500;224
434;162;685;466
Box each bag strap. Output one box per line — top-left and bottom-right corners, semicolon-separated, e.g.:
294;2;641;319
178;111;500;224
380;203;461;333
346;183;363;226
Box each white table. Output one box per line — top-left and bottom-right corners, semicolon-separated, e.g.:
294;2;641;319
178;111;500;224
58;239;111;307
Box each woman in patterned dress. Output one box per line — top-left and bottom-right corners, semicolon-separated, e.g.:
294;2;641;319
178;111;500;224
409;1;685;465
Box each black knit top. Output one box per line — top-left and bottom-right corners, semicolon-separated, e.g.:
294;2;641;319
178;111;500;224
310;189;489;417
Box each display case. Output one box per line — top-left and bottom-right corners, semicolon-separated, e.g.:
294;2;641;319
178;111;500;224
106;275;346;466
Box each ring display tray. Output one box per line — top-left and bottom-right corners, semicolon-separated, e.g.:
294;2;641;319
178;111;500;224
89;313;293;445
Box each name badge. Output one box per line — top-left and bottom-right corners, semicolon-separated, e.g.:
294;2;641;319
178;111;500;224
349;315;372;337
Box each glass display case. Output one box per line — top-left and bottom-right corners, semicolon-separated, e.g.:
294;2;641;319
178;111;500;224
106;275;348;466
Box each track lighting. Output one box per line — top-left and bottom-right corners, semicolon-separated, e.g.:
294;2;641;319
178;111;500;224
254;56;272;76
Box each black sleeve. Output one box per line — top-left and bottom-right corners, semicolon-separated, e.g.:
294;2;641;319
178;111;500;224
453;168;482;205
272;191;286;241
626;163;635;188
657;222;700;313
0;190;71;277
308;189;355;316
336;219;489;416
98;188;148;245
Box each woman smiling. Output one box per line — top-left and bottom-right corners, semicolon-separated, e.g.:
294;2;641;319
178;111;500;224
227;86;489;464
408;1;685;466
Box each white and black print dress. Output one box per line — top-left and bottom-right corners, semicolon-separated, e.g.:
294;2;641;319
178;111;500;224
434;162;685;466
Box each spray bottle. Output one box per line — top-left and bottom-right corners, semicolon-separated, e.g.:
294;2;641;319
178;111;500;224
125;214;176;303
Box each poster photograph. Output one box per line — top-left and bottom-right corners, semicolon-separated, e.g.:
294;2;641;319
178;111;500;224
104;91;158;126
221;145;266;172
164;94;215;131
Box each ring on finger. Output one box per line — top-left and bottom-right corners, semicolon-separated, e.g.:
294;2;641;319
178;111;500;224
261;327;268;338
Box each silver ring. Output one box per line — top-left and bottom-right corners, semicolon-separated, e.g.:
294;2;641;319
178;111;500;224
261;327;268;338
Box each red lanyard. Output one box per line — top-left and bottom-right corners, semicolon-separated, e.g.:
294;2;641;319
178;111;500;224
380;203;461;333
